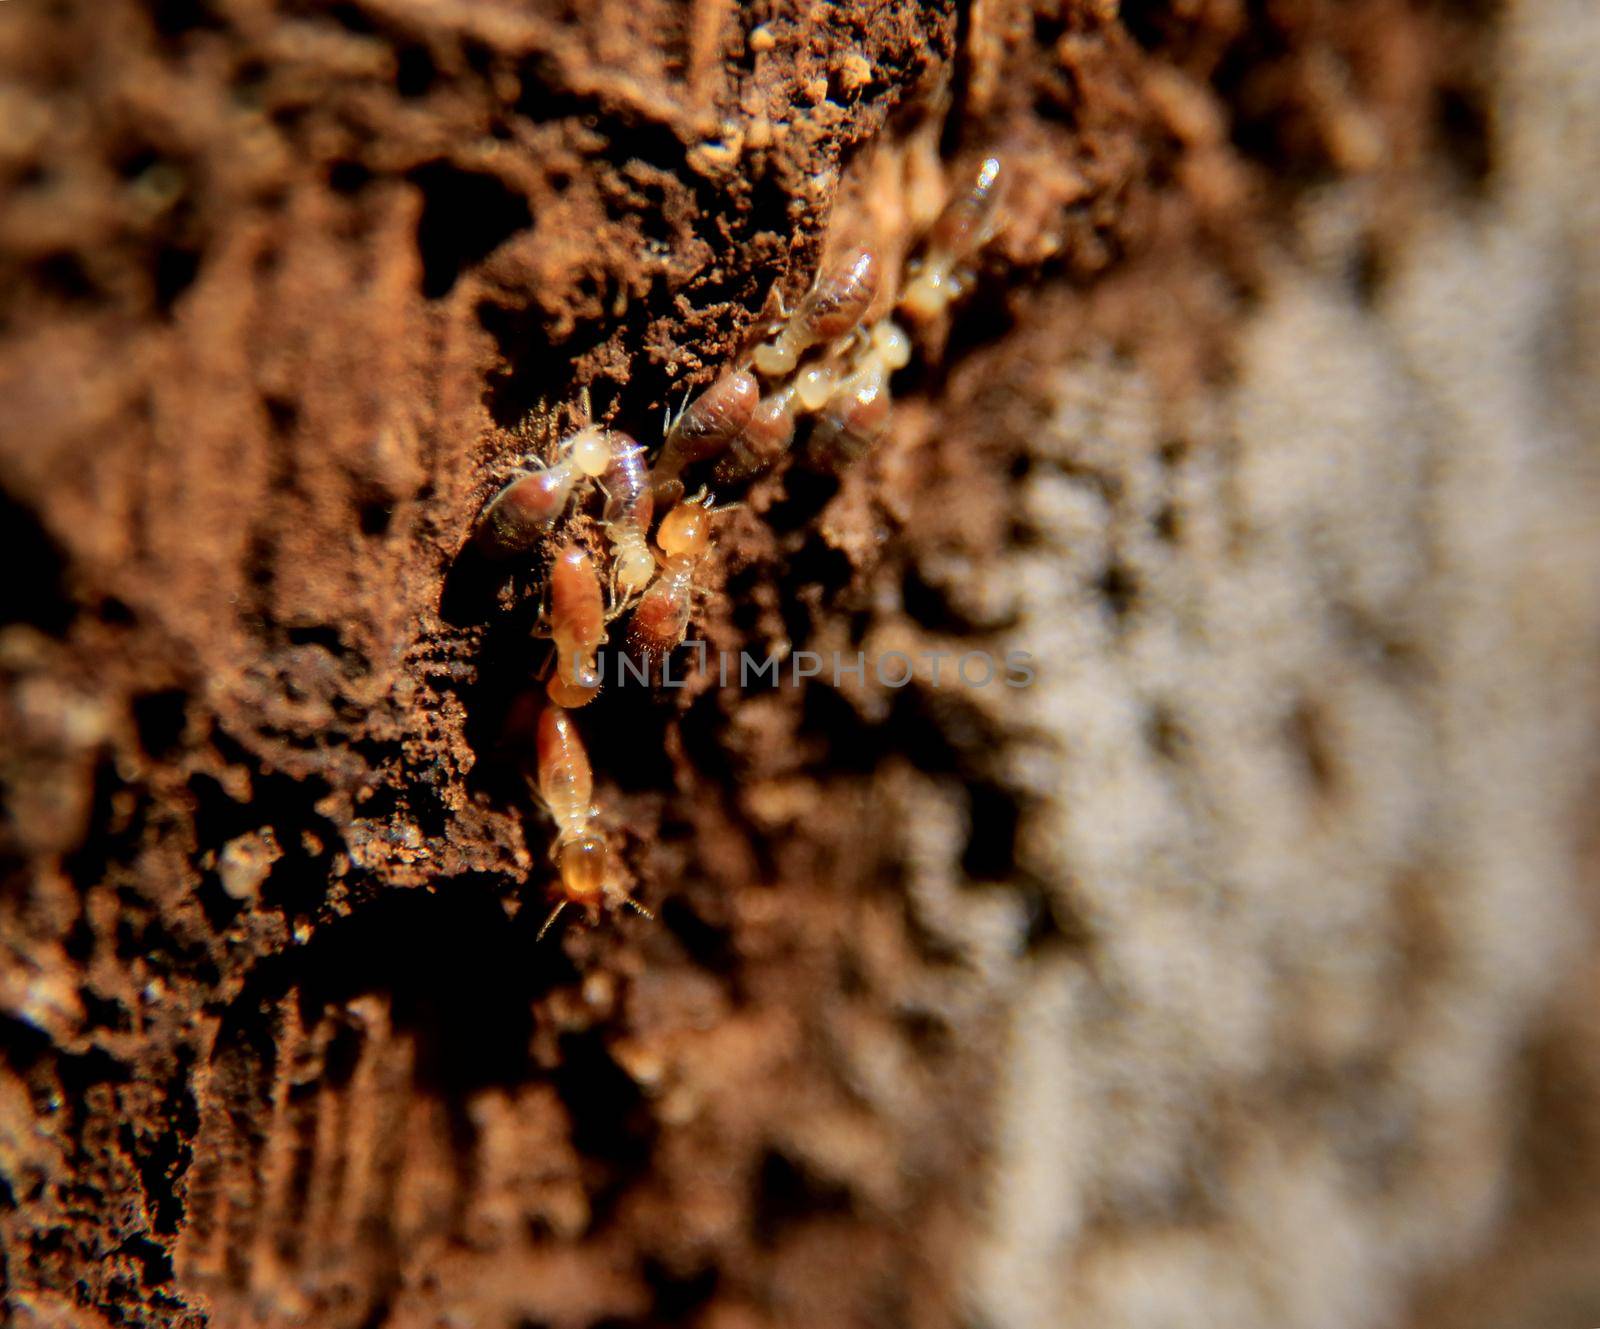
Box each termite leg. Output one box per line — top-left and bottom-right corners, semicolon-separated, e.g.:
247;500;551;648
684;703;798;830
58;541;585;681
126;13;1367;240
537;900;569;943
605;568;641;623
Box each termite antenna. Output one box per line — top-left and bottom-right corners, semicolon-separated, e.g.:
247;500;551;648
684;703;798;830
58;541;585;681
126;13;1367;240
537;899;569;942
603;575;631;622
680;484;741;516
620;896;654;921
664;386;692;436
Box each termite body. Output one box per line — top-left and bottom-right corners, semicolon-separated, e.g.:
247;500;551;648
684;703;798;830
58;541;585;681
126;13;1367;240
474;424;616;559
534;704;651;939
534;704;609;933
600;438;657;601
714;385;799;485
547;542;605;707
900;154;1006;322
627;492;718;662
476;467;578;559
752;245;880;378
628;560;697;663
653;369;760;503
808;320;911;471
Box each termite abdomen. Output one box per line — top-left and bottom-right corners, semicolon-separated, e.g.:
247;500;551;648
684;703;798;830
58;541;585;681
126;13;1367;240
626;557;696;663
928;154;1005;261
714;386;798;485
799;244;880;342
808;363;890;471
537;703;593;834
655;369;760;500
475;467;577;558
547;542;605;707
601;442;657;596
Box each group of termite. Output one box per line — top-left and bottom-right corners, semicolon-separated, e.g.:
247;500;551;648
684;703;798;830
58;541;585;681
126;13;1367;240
471;154;1007;939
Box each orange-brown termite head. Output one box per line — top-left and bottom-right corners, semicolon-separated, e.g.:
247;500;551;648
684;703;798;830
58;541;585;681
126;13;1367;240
475;466;579;559
555;832;608;905
752;245;880;377
714;385;798;485
547;542;605;706
654;369;760;502
546;667;601;708
901;153;1007;322
655;491;715;560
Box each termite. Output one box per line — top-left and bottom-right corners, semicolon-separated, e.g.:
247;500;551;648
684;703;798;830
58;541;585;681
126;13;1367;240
900;154;1006;322
714;384;798;485
807;320;910;471
474;423;616;559
752;245;880;378
809;363;889;471
652;368;760;504
600;437;656;602
533;704;650;939
546;541;606;708
626;490;719;663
